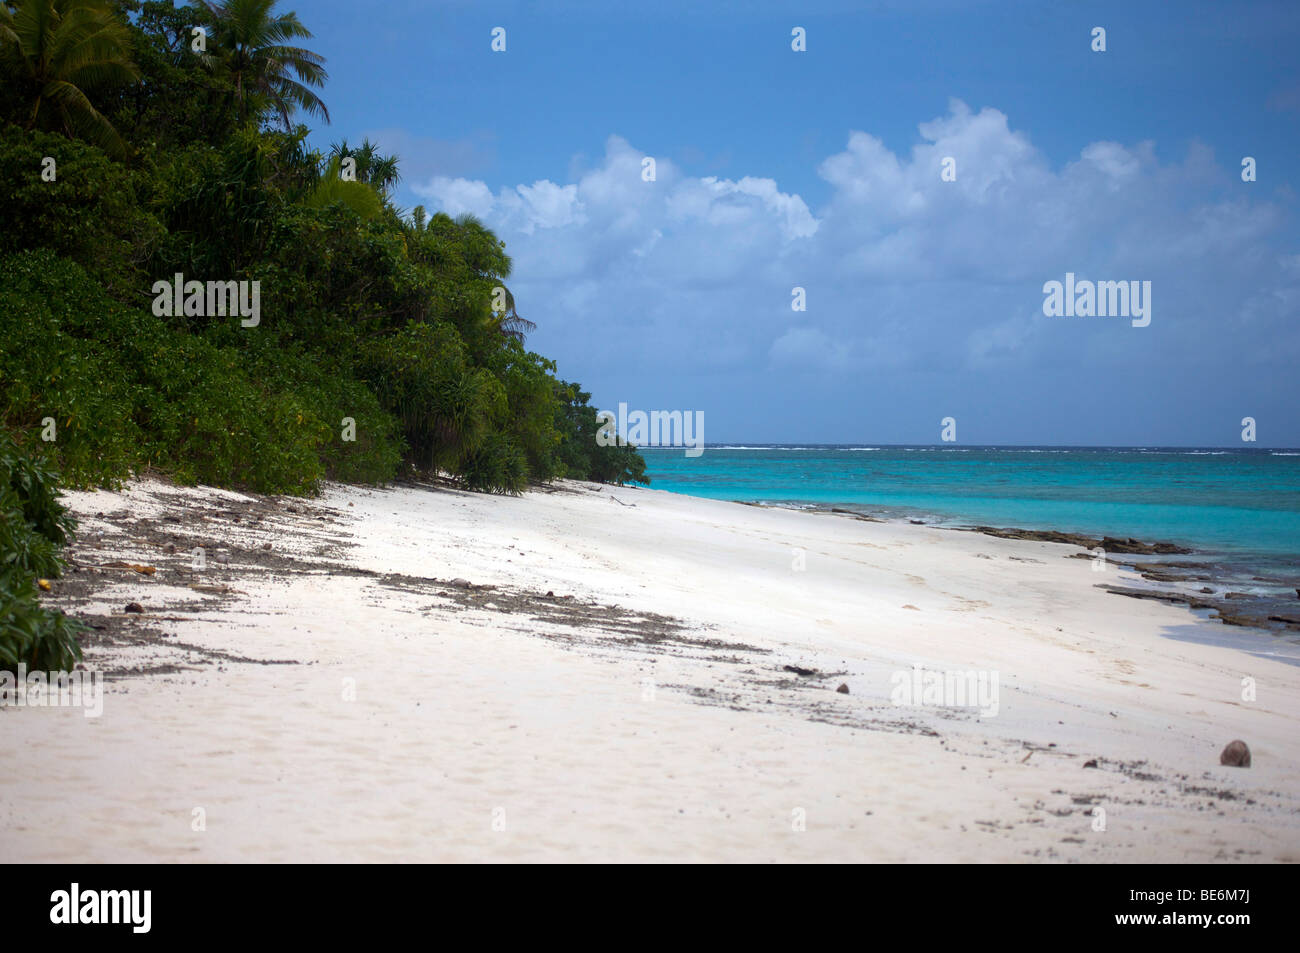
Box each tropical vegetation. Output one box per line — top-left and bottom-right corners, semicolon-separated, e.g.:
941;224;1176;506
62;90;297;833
0;0;647;671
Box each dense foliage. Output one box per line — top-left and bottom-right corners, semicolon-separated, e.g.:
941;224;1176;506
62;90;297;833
0;427;84;672
1;0;647;668
1;0;645;496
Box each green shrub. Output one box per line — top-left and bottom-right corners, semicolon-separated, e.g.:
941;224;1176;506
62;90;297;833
0;577;85;674
358;321;503;474
460;433;528;495
553;381;650;486
0;250;389;494
0;126;164;300
489;344;562;484
244;202;416;354
0;256;145;486
239;339;404;484
0;428;83;673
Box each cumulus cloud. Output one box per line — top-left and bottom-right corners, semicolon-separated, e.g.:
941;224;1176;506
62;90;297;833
408;102;1298;424
415;135;815;271
420;176;495;219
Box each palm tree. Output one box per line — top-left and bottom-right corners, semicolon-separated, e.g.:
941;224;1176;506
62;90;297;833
450;213;536;344
198;0;328;130
490;284;535;345
0;0;139;158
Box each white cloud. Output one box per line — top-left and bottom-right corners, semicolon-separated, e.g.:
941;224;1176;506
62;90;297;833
513;181;584;231
420;176;495;219
408;104;1296;389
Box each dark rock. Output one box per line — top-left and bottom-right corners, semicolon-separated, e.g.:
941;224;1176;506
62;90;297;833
124;602;144;613
966;526;1191;554
1199;587;1214;594
782;664;818;677
836;683;850;694
1101;536;1193;555
828;507;884;522
970;526;1097;547
909;519;925;525
262;543;272;550
1097;584;1215;610
1096;585;1300;632
1219;740;1251;768
1083;759;1099;768
1216;609;1257;627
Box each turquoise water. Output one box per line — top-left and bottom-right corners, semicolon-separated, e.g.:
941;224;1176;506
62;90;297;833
640;446;1300;561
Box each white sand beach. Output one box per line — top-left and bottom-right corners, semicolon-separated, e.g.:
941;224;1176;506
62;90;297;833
2;477;1298;863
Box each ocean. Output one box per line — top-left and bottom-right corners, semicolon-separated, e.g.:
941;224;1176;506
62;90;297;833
641;445;1300;646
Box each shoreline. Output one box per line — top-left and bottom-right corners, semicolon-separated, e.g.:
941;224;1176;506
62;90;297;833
3;476;1299;862
735;498;1300;644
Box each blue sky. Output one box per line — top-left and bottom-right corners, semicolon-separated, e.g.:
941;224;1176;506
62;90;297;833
286;0;1299;445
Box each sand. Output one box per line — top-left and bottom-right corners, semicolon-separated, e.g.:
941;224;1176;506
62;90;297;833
2;477;1298;862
